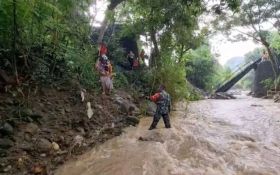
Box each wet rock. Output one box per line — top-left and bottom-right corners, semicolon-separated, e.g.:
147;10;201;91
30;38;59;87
46;102;52;105
54;156;65;165
251;104;263;107
132;106;141;116
114;95;140;115
31;164;47;175
17;157;24;168
73;135;84;146
274;93;280;103
19;142;33;152
138;132;164;143
36;138;52;152
76;127;86;135
38;102;45;108
40;153;47;157
52;142;60;151
59;136;65;142
231;133;255;142
0;122;13;135
24;123;39;135
65;107;71;113
101;128;122;137
3;165;12;172
0;138;14;149
57;150;68;155
22;108;33;116
0;148;7;157
60;108;65;115
125;116;140;126
40;87;49;96
95;104;103;110
5;97;14;105
209;92;236;99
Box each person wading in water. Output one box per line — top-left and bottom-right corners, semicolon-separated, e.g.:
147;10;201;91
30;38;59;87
148;85;171;130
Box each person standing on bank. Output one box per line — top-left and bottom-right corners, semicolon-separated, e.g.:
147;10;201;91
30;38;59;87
148;85;171;130
127;51;135;70
95;54;113;95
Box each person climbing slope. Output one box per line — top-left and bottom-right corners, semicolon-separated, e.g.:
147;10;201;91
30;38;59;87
148;85;171;130
95;54;113;95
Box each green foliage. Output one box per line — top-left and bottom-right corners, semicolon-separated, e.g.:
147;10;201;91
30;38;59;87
270;32;280;54
119;0;206;66
118;60;192;101
275;75;280;90
0;0;96;87
185;82;203;101
0;0;241;103
183;45;221;91
113;72;129;88
211;0;279;69
261;78;274;90
151;57;189;101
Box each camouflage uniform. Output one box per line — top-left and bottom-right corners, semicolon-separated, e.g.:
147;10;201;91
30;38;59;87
149;90;171;129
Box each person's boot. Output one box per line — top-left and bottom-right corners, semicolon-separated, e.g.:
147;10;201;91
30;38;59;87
162;114;171;129
148;126;156;130
148;119;158;130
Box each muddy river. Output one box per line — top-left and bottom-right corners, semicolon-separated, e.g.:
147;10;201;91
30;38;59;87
56;94;280;175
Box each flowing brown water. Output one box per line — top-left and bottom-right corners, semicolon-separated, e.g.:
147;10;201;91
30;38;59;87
56;94;280;175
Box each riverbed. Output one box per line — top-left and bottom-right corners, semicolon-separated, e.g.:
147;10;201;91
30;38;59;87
56;94;280;175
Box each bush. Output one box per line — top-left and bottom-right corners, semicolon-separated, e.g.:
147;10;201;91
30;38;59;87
261;78;274;90
151;58;189;101
114;72;129;88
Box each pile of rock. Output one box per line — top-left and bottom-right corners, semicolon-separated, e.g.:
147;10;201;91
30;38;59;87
209;92;236;99
274;93;280;103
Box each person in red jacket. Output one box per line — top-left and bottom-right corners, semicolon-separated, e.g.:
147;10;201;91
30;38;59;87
148;85;171;130
98;42;108;56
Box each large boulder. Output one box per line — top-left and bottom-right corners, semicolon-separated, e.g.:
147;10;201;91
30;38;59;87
0;122;13;136
0;138;14;149
146;101;157;116
113;95;140;116
274;93;280;103
36;138;52;152
24;123;39;135
125;116;140;126
19;141;34;152
209;92;236;99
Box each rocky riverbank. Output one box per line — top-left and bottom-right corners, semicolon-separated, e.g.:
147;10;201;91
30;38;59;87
0;86;143;175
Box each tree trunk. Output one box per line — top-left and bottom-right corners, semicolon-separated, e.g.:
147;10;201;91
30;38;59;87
150;29;160;67
259;34;279;91
259;35;278;72
97;19;109;44
97;0;124;43
12;0;19;84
